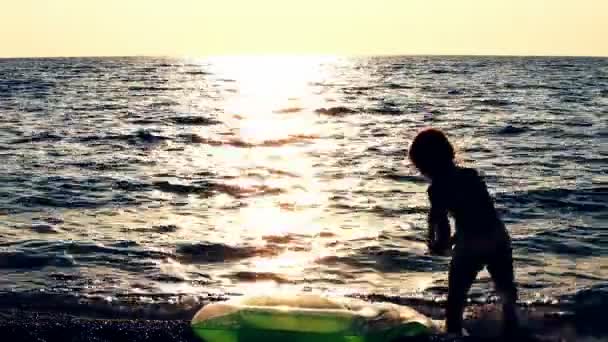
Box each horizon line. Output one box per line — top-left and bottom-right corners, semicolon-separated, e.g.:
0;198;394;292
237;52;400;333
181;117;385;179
1;52;607;60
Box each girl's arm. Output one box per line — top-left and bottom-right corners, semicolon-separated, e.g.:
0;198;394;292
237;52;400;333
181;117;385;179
427;187;452;254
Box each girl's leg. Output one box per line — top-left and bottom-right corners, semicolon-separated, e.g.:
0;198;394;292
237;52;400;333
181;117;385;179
446;251;481;334
487;245;519;334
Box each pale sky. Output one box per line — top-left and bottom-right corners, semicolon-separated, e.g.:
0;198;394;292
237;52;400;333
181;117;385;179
2;0;607;58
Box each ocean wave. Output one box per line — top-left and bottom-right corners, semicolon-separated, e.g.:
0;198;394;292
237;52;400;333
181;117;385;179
167;116;219;125
124;118;162;125
152;180;284;198
0;240;172;275
380;172;427;184
429;69;451;74
126;225;181;234
228;271;291;284
77;130;170;145
263;167;300;178
515;224;605;253
133;66;158;73
116;176;285;200
175;242;280;263
182;70;211;76
474;99;514;107
0;78;55;93
504;83;563;91
6;176;147;211
0;250;75;269
148;100;180;107
273;107;304;114
386;83;412;89
317;246;445;273
371;106;403;115
12;194;132;211
314;106;357;115
371;205;428;217
20;240;167;259
178;133;316;148
262;234;300;244
68;157;156;171
148;273;190;283
127;86;183;92
11;132;63;144
447;89;464;95
152;181;215;196
495;125;529;135
30;224;62;234
513;235;600;257
151;225;180;233
496;187;607;214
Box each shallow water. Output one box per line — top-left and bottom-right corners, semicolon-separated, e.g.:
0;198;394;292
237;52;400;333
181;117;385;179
0;56;606;318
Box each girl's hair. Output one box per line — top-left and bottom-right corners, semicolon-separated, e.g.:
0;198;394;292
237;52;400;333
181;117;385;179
408;128;455;176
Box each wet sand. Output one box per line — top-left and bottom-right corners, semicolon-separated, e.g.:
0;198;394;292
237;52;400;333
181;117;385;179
0;306;576;342
0;309;197;342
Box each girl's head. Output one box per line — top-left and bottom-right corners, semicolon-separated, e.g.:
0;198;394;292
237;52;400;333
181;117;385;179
408;128;456;178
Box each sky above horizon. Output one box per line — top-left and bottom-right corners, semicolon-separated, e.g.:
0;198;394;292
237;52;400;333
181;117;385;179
2;0;607;58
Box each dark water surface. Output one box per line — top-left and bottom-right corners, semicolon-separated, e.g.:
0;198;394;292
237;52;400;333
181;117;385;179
0;56;606;320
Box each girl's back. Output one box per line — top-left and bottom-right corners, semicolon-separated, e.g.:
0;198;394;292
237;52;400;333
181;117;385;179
428;167;503;240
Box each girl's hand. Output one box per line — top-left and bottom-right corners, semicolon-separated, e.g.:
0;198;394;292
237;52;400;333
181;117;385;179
427;239;451;256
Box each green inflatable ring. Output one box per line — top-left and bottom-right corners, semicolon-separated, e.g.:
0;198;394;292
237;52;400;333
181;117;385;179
191;294;438;342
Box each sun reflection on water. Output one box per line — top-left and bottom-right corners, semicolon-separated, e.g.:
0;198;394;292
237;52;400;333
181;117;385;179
200;56;339;293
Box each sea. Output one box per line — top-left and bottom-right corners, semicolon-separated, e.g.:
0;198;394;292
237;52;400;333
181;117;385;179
0;56;606;326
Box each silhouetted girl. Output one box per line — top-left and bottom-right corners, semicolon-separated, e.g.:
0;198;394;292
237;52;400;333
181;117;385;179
408;128;518;336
